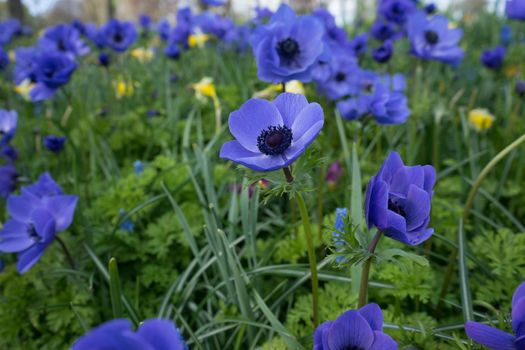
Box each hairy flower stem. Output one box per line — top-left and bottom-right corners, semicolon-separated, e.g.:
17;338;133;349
283;167;319;326
55;236;76;270
357;231;383;308
283;166;294;183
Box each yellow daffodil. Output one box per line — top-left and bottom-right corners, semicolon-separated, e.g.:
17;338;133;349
14;79;35;100
192;77;221;133
468;108;495;131
192;77;217;100
188;33;210;48
113;79;135;99
130;48;155;62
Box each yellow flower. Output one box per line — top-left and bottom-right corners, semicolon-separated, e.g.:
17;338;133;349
192;77;217;99
130;48;154;62
468;108;495;131
14;79;35;100
8;50;16;62
188;33;210;48
252;80;305;98
505;65;520;78
113;79;135;99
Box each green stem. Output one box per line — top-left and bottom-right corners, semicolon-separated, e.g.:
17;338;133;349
357;231;382;308
55;236;76;270
296;192;320;327
437;132;525;313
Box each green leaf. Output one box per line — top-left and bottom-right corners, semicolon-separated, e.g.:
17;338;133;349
108;257;123;319
458;219;474;322
378;248;430;267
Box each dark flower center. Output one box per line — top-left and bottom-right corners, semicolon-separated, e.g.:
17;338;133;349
392;3;403;14
57;39;66;51
27;223;41;242
335;72;346;82
257;125;293;156
424;30;439;45
43;68;55;79
114;32;124;43
388;198;406;217
276;38;300;63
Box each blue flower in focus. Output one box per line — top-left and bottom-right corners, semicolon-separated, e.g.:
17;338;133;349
250;4;325;83
0;173;78;273
506;0;525;20
201;0;226;6
0;163;18;199
372;40;393;63
348;33;368;57
100;19;137;52
30;51;77;102
370;20;400;42
480;46;506;70
379;0;417;25
220;93;324;172
38;24;90;57
364;151;436;246
0;47;9;70
0;109;18;146
43;135;67;154
337;95;370;121
72;318;188;350
368;83;410;124
466;281;525;350
0;19;22;46
407;11;464;65
314;303;397;349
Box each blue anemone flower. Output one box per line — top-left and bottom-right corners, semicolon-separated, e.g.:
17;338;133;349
348;33;369;57
73;318;188;350
372;40;393;63
506;0;525;20
480;46;506;70
43;135;67;154
407;11;464;65
220;93;324;172
337;95;371;121
0;173;78;273
379;0;417;25
201;0;226;6
314;303;397;349
250;4;325;83
13;47;40;85
318;53;360;100
370;20;400;42
0;109;18;146
364;151;436;246
30;51;77;102
38;23;90;57
0;163;18;199
139;14;152;30
100;19;137;52
368;83;410;125
0;19;22;46
466;281;525;350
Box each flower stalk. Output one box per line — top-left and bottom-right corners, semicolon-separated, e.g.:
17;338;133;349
283;167;319;327
357;231;383;308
